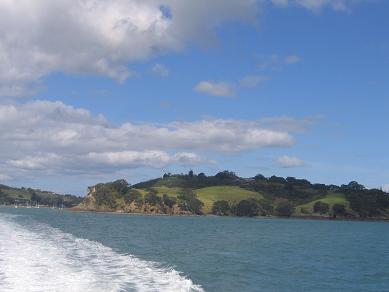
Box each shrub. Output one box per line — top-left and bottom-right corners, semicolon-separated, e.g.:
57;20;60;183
275;199;293;217
212;200;230;216
236;199;259;217
123;189;142;205
162;194;176;208
178;189;204;215
332;204;346;218
144;192;162;206
313;201;330;215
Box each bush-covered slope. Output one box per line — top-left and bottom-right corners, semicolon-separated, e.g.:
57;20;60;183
0;184;82;207
77;171;389;219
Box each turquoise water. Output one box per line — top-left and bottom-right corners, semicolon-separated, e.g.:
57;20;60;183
0;207;388;291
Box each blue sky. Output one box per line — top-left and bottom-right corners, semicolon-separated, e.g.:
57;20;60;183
0;0;388;195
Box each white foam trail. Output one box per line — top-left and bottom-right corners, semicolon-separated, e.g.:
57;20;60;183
0;214;204;292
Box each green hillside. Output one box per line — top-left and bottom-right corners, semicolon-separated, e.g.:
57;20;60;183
0;184;82;207
296;193;349;214
77;171;389;219
195;186;263;213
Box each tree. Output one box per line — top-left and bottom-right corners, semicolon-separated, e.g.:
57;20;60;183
110;179;130;195
0;190;7;204
144;191;161;206
188;170;194;177
198;172;206;178
123;189;142;205
313;201;329;215
275;199;293;217
254;174;266;181
94;188;117;209
332;204;346;218
269;176;286;184
178;189;204;215
212;200;230;216
30;191;41;203
162;194;176;208
236;200;258;217
341;181;365;192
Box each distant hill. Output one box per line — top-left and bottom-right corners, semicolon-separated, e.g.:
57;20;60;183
76;171;389;220
0;184;82;208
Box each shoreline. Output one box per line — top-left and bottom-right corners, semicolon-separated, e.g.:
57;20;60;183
2;205;388;222
67;207;389;222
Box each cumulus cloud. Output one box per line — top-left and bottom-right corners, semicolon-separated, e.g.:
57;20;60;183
194;81;235;97
276;155;306;168
382;184;389;193
152;64;169;77
0;0;259;97
0;100;298;177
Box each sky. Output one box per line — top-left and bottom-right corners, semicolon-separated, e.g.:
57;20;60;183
0;0;388;195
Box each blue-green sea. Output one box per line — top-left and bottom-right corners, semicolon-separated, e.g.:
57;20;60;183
0;207;388;291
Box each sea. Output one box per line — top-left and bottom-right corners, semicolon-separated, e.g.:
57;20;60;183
0;206;388;292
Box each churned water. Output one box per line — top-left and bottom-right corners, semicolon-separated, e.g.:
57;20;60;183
0;207;388;292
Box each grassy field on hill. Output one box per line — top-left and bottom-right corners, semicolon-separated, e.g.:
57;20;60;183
132;185;263;213
195;186;263;213
296;193;349;214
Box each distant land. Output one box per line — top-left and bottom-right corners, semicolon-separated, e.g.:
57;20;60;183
1;171;388;220
0;184;82;208
73;171;389;220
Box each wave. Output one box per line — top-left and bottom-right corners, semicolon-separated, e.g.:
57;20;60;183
0;214;204;292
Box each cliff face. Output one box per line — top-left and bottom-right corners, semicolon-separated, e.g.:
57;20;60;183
75;180;198;215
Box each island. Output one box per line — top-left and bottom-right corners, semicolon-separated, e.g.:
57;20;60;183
73;171;389;220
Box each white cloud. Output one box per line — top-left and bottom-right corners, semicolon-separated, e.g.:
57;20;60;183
259;116;316;133
0;173;12;181
0;100;298;177
382;184;389;193
271;0;355;11
285;55;302;64
258;54;302;71
84;151;206;168
276;155;306;168
0;0;259;97
194;81;235;97
239;75;269;88
152;64;169;77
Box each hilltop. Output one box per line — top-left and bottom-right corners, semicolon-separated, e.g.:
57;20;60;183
76;171;389;220
0;184;82;208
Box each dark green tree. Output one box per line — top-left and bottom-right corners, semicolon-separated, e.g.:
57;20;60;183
275;199;293;217
178;189;204;215
30;191;41;203
332;204;346;218
236;200;258;217
144;191;161;206
212;200;230;216
162;194;176;208
313;201;329;215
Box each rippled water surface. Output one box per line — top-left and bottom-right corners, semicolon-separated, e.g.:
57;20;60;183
1;207;388;291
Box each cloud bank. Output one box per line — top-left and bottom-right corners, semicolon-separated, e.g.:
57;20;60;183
0;0;259;97
0;100;300;179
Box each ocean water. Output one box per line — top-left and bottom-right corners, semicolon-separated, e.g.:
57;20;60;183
0;207;388;292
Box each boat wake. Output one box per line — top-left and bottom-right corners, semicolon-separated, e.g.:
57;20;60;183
0;214;204;292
